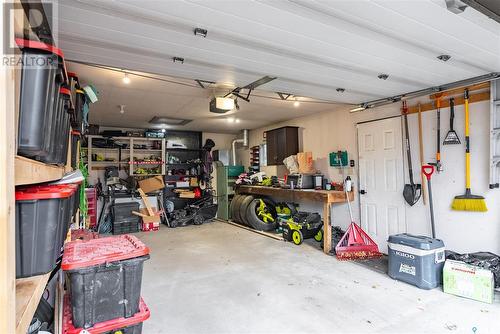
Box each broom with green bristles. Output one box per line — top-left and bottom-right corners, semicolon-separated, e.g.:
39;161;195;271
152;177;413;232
451;89;487;212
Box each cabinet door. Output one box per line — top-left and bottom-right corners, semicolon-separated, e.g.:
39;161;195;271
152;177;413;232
266;130;278;165
276;128;287;163
284;127;299;158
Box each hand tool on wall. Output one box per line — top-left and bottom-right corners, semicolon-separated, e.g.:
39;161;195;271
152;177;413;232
335;152;381;260
422;165;436;238
402;101;421;206
452;89;487;212
443;98;461;145
417;103;427;205
433;97;443;172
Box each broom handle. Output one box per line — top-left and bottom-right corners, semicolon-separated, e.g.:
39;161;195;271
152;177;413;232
418;104;428;205
464;89;471;191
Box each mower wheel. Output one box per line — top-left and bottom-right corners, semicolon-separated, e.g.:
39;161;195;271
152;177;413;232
193;214;204;225
245;198;278;231
314;229;323;242
238;195;255;226
292;230;303;245
230;195;242;223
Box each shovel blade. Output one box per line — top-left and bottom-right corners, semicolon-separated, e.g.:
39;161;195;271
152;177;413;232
403;184;422;206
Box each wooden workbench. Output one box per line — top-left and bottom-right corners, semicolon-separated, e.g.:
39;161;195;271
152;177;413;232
236;185;354;254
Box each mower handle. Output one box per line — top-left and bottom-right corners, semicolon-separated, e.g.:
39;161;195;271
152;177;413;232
421;165;435;180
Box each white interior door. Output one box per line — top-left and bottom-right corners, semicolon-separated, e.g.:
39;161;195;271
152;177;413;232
357;117;406;253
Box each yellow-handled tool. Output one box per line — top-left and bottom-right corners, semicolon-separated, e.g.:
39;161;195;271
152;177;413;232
451;89;487;212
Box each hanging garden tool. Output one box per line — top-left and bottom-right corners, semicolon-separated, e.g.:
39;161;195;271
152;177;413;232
451;89;487;212
432;97;443;172
335;152;382;260
402;101;421;206
443;98;461;145
417;103;427;205
422;165;437;238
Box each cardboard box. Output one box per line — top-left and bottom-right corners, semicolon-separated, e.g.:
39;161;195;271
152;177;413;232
443;260;494;304
139;208;161;224
138;176;164;193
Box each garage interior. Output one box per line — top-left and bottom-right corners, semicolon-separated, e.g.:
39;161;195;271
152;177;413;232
2;1;500;333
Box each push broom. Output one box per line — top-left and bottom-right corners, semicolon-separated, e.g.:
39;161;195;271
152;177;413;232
451;89;487;212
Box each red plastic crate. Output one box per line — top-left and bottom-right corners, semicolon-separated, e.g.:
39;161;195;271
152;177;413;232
63;294;150;334
70;228;99;241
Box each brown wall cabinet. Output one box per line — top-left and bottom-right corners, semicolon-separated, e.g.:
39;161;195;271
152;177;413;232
265;126;299;165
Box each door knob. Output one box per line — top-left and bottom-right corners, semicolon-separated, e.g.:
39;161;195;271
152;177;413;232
359;189;367;195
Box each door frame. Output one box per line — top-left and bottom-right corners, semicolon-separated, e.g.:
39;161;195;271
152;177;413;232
355;115;407;249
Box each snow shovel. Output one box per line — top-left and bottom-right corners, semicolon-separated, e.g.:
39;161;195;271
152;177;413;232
402;101;421;206
443;97;461;145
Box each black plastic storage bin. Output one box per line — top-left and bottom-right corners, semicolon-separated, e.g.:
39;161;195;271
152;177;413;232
70;130;81;169
44;87;72;165
16;38;66;158
62;235;150;329
15;184;74;278
113;218;140;235
62;295;150;334
112;202;140;221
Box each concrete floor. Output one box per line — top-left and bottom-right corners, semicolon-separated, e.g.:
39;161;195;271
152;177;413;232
136;221;499;334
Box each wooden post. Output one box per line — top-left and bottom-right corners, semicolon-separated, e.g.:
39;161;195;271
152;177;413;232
323;203;332;254
0;18;17;332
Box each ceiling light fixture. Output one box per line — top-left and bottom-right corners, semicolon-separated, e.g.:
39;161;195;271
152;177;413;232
378;74;389;80
235;119;241;124
161;128;166;133
173;57;184;64
194;27;208;37
119;105;126;114
350;105;367;113
122;73;130;84
336;88;345;93
227;117;235;123
293;97;300;107
437;54;451;62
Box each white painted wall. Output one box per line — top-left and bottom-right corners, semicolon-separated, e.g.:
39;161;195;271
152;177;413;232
238;98;499;254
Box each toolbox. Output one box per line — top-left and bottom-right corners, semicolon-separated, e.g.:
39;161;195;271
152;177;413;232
388;234;445;289
62;235;150;328
62;294;150;334
16;38;67;159
15;184;76;278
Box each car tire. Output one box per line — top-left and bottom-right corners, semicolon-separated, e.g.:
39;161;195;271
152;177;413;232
238;195;255;226
229;195;242;222
245;197;278;231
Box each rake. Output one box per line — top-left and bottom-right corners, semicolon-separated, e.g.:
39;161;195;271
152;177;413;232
335;153;382;260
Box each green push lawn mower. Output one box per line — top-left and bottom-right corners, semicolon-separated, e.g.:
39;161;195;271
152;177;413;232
278;203;323;245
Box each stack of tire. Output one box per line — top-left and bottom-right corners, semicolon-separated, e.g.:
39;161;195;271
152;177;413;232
230;195;278;231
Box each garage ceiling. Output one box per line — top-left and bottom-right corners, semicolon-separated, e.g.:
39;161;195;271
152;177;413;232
68;62;338;133
56;0;499;131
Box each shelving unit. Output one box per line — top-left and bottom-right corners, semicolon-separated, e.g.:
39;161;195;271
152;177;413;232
15;155;66;185
86;135;165;176
490;78;500;189
15;273;51;334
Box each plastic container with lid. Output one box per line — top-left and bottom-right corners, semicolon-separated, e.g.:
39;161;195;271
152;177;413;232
62;235;150;329
63;294;150;334
15;184;75;278
70;130;81;169
387;233;445;289
16;38;67;158
44;87;72;165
